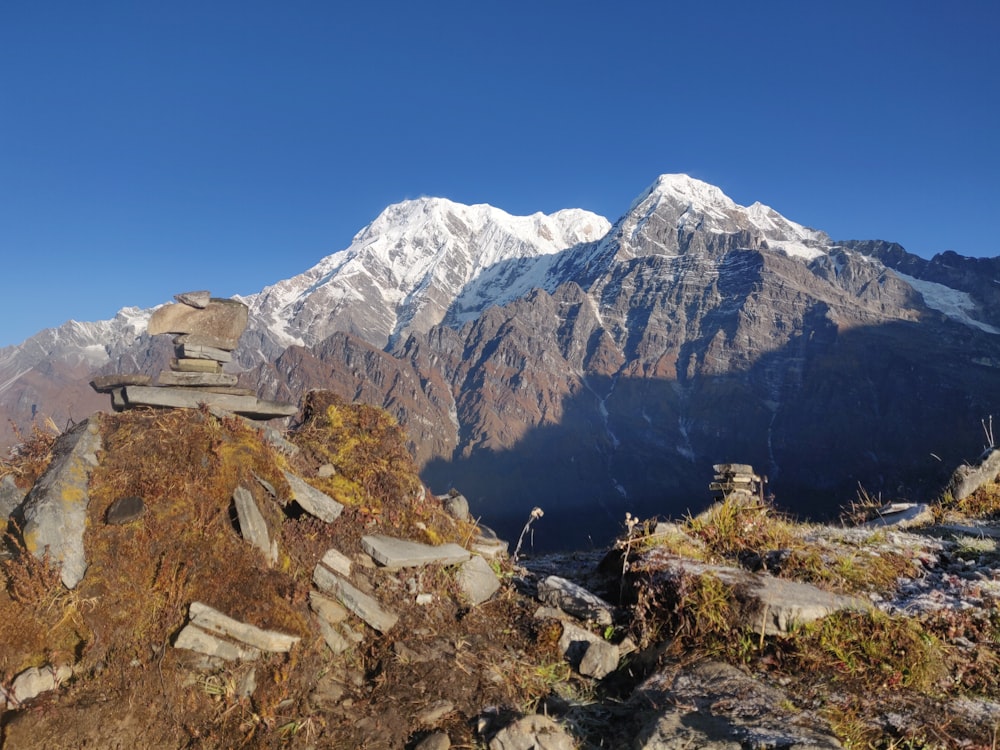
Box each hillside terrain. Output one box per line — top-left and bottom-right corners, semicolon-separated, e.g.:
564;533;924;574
1;397;1000;748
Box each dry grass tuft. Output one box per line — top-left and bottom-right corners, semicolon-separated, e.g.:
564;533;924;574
0;417;61;488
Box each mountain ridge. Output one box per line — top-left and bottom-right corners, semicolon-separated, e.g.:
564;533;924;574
3;175;1000;548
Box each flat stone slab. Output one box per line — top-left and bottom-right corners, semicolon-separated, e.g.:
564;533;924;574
537;575;615;627
634;660;842;749
313;565;398;632
120;385;297;419
156;370;238;387
174;623;261;662
89;373;153;393
863;502;934;529
18;418;102;588
174;332;240;350
233;486;277;565
174;290;212;308
639;551;868;636
171;357;223;373
187;601;299;652
361;534;470;568
319;547;353;577
284;471;344;522
148;297;248;340
177;343;233;362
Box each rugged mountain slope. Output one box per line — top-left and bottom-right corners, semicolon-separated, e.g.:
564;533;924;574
3;175;1000;549
256;176;1000;546
0;201;608;449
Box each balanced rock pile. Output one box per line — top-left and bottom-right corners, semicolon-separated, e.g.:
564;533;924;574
709;462;764;503
91;290;296;420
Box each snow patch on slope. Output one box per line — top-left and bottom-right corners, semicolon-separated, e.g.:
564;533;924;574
893;271;1000;335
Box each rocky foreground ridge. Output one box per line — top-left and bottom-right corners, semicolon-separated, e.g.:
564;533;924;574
1;395;1000;747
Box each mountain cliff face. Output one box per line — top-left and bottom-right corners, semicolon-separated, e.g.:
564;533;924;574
3;175;999;548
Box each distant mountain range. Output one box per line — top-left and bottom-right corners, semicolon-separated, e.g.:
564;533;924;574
3;175;999;548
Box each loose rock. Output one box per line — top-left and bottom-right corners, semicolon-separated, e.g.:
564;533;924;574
488;714;576;750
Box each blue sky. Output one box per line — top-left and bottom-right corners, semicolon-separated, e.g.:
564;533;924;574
2;1;997;347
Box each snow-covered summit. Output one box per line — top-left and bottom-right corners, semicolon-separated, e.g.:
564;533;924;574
609;174;832;261
244;197;610;350
632;173;736;213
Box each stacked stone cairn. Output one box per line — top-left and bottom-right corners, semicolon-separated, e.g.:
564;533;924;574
91;290;296;420
709;462;764;503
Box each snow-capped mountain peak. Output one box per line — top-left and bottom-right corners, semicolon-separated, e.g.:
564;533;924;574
607;173;832;261
243;198;610;352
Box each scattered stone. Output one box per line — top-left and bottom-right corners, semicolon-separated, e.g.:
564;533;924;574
105;495;145;525
236;667;257;699
313;565;399;632
557;621;619;679
310;591;350;625
441;491;469;521
284;471;344;522
416;699;455;726
415;732;451;750
173;623;261;662
537;575;615;626
633;660;842;749
17;418;102;589
186;601;300;653
174;290;211;308
254;473;277;497
488;714;576;750
0;474;27;519
863;502;934;529
949;449;1000;501
472;532;509;559
315;616;356;654
362;534;470;569
8;664;73;707
416;593;434;605
456;554;501;605
319;547;353;577
89;373;153;393
318;463;337;478
232;486;278;565
308;671;349;709
148;297;249;340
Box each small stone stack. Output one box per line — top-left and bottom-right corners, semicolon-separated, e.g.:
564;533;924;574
709;463;764;503
91;291;297;420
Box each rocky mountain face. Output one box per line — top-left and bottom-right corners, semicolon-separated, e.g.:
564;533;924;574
3;175;1000;548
